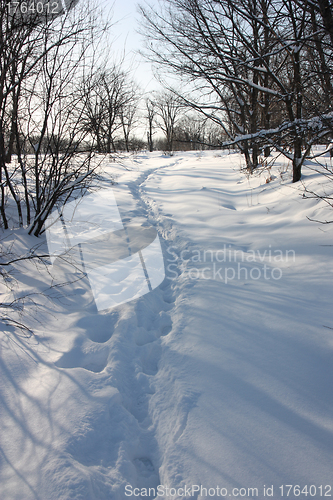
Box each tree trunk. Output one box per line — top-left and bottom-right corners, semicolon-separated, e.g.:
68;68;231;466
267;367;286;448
317;0;333;47
293;136;302;182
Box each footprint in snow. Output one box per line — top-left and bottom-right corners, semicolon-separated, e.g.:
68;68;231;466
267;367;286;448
154;310;173;337
132;457;160;498
140;342;161;375
77;311;119;343
55;340;109;373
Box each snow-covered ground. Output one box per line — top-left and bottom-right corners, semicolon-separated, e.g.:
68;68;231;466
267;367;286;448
1;150;333;500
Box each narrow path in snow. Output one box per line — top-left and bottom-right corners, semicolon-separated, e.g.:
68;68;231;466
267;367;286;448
81;154;187;498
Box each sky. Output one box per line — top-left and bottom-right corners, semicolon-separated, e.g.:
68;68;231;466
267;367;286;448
106;0;160;94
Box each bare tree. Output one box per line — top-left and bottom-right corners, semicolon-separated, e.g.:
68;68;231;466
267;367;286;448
139;0;333;181
146;98;156;152
154;91;182;151
79;66;138;153
313;0;333;47
139;0;279;168
173;113;208;150
0;0;112;235
119;83;140;152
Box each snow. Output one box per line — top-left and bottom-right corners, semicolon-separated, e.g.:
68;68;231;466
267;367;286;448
1;150;333;500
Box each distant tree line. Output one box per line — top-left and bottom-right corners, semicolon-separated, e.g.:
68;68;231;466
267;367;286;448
145;91;229;152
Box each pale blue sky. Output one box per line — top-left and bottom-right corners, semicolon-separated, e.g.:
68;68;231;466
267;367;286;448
106;0;160;93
